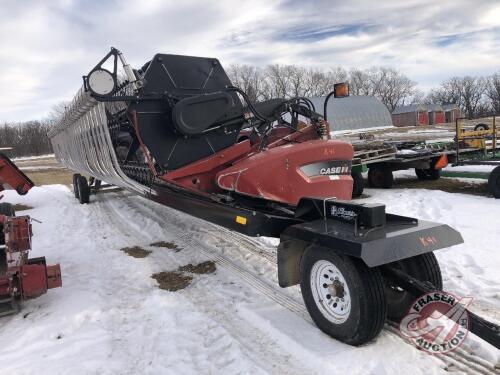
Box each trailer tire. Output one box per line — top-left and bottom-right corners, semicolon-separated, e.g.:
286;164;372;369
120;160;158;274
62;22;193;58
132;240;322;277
73;173;81;199
351;171;364;198
77;176;90;204
415;167;440;181
0;203;15;217
300;246;386;346
368;167;393;188
474;123;489;131
488;166;500;198
383;252;442;320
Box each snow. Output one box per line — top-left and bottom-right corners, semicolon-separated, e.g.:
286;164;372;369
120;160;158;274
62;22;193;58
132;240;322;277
443;164;499;173
0;185;499;374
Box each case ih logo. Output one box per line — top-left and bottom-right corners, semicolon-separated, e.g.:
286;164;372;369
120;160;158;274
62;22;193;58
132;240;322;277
319;166;350;175
399;291;472;354
300;160;352;177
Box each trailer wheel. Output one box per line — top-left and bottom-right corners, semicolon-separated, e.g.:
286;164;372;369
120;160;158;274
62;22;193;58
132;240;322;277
0;203;15;217
300;246;386;346
415;167;440;181
351;171;364;198
368;167;393;188
72;173;81;199
488;166;500;198
383;252;442;320
474;123;489;131
77;176;90;204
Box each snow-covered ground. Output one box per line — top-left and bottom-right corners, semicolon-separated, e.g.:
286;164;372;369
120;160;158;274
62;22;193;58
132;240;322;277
0;185;499;374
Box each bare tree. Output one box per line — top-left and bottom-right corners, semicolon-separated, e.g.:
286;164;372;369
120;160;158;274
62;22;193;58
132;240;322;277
430;76;486;118
375;67;416;111
0;121;53;157
227;65;264;103
349;68;372;96
486;73;500;115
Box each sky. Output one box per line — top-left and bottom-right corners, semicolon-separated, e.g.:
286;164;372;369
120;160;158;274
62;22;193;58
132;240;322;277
0;0;499;122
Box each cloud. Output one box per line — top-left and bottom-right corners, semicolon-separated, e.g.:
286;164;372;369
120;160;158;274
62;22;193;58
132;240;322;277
0;0;499;121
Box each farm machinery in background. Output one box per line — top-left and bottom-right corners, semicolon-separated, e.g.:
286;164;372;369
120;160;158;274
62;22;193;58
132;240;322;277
444;117;500;198
49;48;499;348
0;152;62;317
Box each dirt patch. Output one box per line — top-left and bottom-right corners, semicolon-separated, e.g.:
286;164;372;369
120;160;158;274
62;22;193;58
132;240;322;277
12;204;33;211
179;261;216;275
121;245;152;258
150;241;181;252
152;271;193;291
25;169;73;187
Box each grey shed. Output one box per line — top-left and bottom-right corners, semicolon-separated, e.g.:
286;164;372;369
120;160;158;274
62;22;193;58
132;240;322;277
308;95;393;131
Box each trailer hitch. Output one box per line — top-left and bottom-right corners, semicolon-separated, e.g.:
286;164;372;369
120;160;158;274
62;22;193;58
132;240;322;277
384;266;500;349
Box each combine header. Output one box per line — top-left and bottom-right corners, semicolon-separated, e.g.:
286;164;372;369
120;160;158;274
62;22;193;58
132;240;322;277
49;48;499;348
0;153;62;316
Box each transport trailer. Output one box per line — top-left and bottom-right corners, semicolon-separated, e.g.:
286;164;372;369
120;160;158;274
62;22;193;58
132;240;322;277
0;153;62;316
49;48;498;347
348;145;451;196
319;94;453;195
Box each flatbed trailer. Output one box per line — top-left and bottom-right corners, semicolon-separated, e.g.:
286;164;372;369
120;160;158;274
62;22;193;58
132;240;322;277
49;47;499;347
347;142;451;196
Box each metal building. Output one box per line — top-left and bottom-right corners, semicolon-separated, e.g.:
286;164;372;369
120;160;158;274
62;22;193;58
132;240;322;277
391;104;429;127
442;104;461;123
309;95;393;131
427;104;445;125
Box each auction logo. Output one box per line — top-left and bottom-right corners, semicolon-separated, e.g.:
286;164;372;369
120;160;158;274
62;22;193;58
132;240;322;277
399;291;472;354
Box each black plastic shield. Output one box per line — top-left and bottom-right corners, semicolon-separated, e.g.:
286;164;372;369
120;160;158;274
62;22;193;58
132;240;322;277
280;217;464;267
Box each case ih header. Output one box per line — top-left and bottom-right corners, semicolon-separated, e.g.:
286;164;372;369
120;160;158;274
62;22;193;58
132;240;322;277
0;153;62;316
49;48;498;347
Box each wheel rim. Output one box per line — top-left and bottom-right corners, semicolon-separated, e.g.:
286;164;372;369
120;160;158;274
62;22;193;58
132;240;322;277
310;260;351;324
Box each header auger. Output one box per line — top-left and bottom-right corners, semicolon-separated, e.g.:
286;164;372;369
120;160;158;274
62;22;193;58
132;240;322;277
50;48;500;348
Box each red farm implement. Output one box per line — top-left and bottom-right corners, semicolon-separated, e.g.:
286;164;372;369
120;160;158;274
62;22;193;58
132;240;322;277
0;152;62;316
48;48;499;348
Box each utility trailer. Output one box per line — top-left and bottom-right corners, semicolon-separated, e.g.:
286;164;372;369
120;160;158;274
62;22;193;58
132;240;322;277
0;153;62;316
347;142;450;196
317;95;453;196
49;48;499;347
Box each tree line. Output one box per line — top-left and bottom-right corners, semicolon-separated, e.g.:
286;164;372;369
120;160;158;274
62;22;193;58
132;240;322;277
0;121;52;158
426;74;500;119
228;64;415;112
228;64;500;118
1;65;499;158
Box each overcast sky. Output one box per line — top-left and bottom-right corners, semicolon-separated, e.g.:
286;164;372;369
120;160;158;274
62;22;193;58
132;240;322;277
1;0;499;122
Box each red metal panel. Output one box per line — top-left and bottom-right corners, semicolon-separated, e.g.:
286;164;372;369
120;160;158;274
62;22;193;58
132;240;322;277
0;153;34;194
20;264;48;299
216;140;354;206
46;264;62;289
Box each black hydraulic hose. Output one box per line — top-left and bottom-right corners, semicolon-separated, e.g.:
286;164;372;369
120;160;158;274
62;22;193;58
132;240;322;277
323;90;335;121
225;86;268;122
